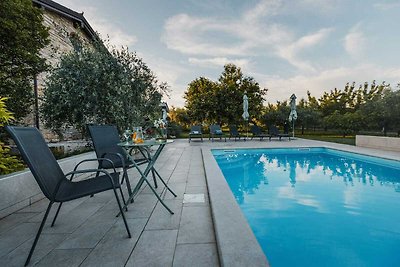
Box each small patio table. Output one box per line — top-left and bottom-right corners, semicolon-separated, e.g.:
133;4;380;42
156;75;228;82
118;139;177;214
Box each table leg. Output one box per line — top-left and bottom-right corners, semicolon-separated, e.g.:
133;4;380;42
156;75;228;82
138;148;158;188
120;144;175;215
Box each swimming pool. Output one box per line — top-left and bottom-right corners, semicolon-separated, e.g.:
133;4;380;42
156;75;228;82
212;147;400;267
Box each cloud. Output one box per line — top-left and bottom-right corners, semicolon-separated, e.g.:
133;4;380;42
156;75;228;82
138;52;191;106
277;28;333;72
255;64;400;103
344;24;366;59
188;57;250;69
373;1;400;10
162;14;251;56
55;0;137;47
162;0;331;72
243;0;282;22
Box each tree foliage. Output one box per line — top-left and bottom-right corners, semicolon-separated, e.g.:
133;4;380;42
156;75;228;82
0;0;50;120
41;39;167;136
263;80;399;136
169;107;190;130
0;97;24;175
184;64;267;125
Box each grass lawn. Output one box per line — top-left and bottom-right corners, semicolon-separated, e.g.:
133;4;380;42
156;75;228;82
298;134;355;146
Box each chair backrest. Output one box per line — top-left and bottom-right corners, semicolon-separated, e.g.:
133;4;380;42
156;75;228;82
210;124;221;134
190;125;202;133
229;125;239;135
5;126;66;200
283;123;289;134
250;125;261;135
269;125;279;135
87;125;127;161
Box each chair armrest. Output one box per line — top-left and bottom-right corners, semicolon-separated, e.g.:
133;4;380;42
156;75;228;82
52;169;119;199
100;152;126;170
71;158;117;181
65;168;114;178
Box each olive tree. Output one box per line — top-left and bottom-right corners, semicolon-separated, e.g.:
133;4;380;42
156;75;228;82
41;39;167;136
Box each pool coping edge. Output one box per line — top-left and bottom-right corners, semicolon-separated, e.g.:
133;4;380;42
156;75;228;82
202;148;270;267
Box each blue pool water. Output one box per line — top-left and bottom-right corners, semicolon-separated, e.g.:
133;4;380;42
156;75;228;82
212;148;400;267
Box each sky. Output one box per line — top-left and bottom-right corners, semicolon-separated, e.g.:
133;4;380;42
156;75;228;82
56;0;400;107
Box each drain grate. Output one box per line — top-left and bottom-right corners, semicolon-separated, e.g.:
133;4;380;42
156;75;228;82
183;193;205;203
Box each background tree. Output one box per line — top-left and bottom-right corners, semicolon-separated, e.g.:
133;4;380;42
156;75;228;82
296;98;322;134
169;107;190;130
0;0;49;120
41;39;167;136
184;77;218;124
184;64;267;126
324;110;363;137
262;101;290;128
360;87;400;135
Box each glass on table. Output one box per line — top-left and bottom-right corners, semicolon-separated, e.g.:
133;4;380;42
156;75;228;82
132;127;144;144
123;129;132;143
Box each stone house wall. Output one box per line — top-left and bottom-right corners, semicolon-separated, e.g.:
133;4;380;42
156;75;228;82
25;3;95;141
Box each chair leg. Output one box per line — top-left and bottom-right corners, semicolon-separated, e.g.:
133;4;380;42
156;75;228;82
122;169;134;203
51;202;63;227
113;188;132;238
143;178;174;214
119;187;128;211
151;169;158;188
25;202;53;266
153;170;177;197
90;171;101;198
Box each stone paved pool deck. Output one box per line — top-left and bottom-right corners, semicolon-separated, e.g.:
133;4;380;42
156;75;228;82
1;138;399;266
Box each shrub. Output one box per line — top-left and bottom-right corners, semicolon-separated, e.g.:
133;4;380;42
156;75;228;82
0;97;24;175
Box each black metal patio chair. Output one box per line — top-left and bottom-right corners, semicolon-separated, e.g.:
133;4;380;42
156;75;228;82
269;125;291;141
250;125;271;140
188;125;203;143
88;125;157;199
5;126;131;266
209;124;226;142
229;125;245;141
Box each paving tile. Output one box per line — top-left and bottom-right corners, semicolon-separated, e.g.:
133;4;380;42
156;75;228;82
145;199;183;230
27;198;87;223
177;206;215;244
185;185;208;194
15;198;50;213
140;183;166;195
0;233;67;267
173;243;219;267
187;174;207;186
0;222;39;258
56;209;117;249
36;248;91;267
81;218;147;267
126;230;178;267
0;212;38;235
168;173;188;184
163;183;186;200
123;193;158;219
43;202;103;234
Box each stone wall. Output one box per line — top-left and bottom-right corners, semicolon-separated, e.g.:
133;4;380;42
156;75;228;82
26;8;93;141
0;151;97;219
356;135;400;152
